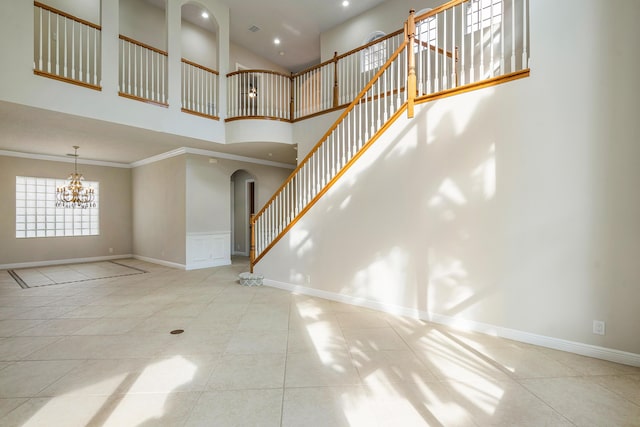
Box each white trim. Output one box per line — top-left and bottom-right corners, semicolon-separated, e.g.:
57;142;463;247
0;150;131;168
130;147;295;169
0;254;133;270
129;148;187;167
132;255;186;270
263;279;640;367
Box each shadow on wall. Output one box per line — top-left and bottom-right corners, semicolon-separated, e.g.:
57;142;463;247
287;85;502;324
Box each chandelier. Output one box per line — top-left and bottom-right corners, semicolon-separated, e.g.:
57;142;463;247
56;146;96;209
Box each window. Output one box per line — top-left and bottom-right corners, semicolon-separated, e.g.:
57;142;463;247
415;9;437;47
466;0;502;34
15;176;99;238
362;31;387;72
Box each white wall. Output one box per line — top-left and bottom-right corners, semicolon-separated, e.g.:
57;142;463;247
257;0;640;359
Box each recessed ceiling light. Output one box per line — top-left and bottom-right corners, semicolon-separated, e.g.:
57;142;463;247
342;1;349;7
274;38;280;45
201;11;209;19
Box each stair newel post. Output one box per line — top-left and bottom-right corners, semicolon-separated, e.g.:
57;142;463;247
333;51;339;108
406;9;416;118
250;214;256;273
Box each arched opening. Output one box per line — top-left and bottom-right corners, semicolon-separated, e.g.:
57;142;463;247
230;170;256;257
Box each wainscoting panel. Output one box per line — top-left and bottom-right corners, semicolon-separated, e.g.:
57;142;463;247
186;232;230;270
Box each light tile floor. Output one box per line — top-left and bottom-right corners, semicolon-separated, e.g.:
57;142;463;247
0;258;639;426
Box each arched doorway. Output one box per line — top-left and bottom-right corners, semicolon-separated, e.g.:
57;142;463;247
230;170;256;256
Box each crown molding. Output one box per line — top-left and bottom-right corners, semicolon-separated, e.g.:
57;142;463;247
0;150;131;168
131;147;296;169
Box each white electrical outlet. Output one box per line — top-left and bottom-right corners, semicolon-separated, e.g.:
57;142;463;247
593;320;605;335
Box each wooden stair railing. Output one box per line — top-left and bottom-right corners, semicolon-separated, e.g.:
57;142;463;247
250;36;411;270
250;0;531;271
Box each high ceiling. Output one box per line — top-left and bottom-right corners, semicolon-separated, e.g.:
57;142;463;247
221;0;387;72
1;0;388;167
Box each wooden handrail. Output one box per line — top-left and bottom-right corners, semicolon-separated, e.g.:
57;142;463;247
291;29;404;78
119;34;167;56
181;58;219;75
226;69;292;79
34;1;101;30
253;39;409;223
414;0;469;23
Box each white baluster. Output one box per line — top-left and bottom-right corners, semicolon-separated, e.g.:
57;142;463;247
490;0;494;77
38;7;43;71
511;0;516;72
55;15;59;76
94;28;98;84
86;25;90;83
78;22;83;82
522;0;528;68
443;9;448;89
470;9;475;83
452;6;457;87
47;11;52;73
427;18;432;93
480;8;484;80
461;6;466;85
64;19;69;77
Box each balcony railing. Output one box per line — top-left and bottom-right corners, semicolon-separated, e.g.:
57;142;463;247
31;0;529;127
33;1;101;90
182;59;219;119
118;35;168;106
226;70;291;121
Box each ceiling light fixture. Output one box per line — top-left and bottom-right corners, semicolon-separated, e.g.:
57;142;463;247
201;11;209;19
56;146;96;209
274;38;280;45
342;1;350;7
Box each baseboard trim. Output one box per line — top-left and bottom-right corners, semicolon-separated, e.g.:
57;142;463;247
185;258;231;271
264;279;640;367
0;254;134;270
132;255;186;270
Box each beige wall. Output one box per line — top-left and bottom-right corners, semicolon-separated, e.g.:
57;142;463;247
0;156;132;266
132;155;186;265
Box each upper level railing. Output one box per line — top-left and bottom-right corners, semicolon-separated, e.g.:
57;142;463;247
182;58;219;120
33;1;101;90
118;35;168;106
32;2;218;115
227;70;291;121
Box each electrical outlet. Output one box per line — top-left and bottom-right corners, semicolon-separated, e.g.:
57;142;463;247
593;320;605;335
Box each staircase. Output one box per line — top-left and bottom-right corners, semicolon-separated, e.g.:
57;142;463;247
251;0;530;271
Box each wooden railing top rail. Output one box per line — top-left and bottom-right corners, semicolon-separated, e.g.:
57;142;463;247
291;29;404;78
181;58;219;75
414;0;468;23
119;34;167;56
254;38;409;221
226;69;291;79
34;1;101;30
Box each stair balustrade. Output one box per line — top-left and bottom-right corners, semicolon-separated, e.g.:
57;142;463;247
251;0;531;269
